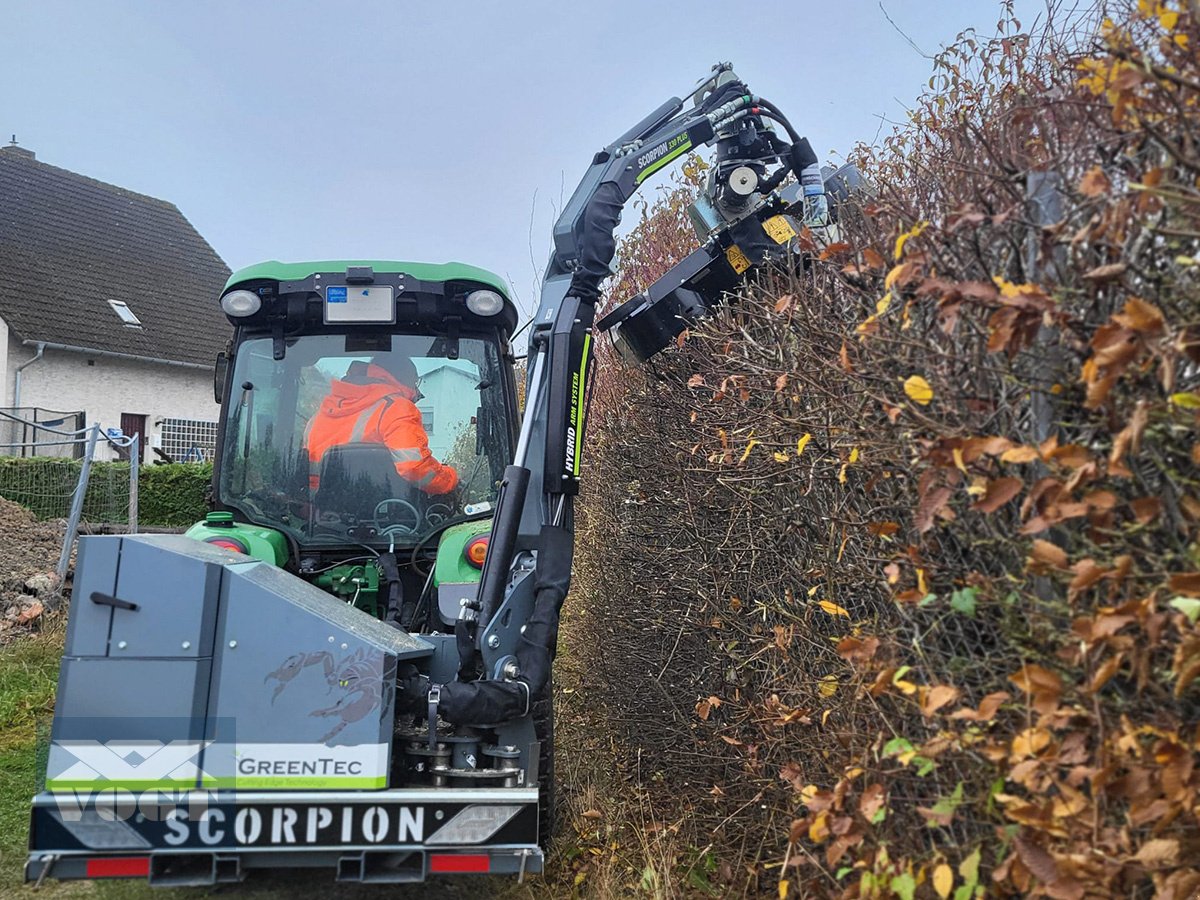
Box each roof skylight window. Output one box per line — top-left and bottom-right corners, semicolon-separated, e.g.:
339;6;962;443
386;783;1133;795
106;298;143;329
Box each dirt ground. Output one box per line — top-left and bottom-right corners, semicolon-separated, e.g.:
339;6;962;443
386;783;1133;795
0;496;64;640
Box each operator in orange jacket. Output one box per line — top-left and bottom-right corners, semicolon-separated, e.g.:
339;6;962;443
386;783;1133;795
305;357;458;495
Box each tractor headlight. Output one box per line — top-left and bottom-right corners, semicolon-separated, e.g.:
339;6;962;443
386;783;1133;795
465;290;504;317
220;290;262;317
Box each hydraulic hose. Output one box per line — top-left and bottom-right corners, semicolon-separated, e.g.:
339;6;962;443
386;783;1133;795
752;97;802;143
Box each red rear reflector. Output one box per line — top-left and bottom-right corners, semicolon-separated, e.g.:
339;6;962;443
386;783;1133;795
205;537;247;554
86;857;150;878
429;853;490;874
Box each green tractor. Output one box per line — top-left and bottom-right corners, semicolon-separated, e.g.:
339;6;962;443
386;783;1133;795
28;261;553;885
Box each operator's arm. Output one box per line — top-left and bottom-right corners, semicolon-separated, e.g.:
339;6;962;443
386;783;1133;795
378;400;458;495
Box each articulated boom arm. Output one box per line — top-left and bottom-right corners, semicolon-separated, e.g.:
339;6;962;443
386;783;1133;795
431;64;826;727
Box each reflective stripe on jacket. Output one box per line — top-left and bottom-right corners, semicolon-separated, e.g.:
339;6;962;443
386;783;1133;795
305;363;458;495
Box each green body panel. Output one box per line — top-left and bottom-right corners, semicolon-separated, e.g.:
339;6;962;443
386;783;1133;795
434;520;493;588
225;259;512;300
184;513;492;615
184;514;288;566
314;563;381;618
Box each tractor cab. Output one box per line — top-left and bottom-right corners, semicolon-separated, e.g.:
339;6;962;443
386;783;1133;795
192;260;521;620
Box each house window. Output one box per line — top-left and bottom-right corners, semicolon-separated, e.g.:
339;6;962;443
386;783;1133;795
106;298;143;328
160;418;218;462
418;407;435;433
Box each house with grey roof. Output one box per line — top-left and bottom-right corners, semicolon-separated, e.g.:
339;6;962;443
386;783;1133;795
0;141;231;461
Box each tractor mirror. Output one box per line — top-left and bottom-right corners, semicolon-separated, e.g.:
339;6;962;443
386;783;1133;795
213;352;228;404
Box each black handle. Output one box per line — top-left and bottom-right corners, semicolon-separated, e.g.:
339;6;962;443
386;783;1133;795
90;591;138;611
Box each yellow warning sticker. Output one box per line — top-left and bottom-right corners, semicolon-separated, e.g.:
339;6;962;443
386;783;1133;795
763;215;798;244
725;244;751;274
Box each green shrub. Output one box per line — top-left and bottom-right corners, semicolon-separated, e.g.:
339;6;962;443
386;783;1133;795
136;463;211;527
0;458;211;528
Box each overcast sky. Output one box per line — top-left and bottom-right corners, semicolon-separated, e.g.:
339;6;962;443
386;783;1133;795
3;0;1045;317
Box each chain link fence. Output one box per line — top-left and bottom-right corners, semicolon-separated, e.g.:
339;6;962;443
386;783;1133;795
0;410;139;583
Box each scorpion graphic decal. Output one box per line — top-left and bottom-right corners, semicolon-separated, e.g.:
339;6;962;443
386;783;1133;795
264;648;388;743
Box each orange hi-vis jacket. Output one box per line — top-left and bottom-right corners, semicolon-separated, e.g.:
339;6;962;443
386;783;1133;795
305;363;458;495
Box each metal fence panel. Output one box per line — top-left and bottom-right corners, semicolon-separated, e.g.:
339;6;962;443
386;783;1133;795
0;407;86;458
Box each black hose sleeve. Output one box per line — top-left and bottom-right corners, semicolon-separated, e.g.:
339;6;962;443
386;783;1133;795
790;137;818;179
568;180;624;304
436;525;574;725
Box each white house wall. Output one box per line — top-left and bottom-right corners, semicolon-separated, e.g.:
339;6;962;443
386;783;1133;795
6;339;218;461
0;317;10;406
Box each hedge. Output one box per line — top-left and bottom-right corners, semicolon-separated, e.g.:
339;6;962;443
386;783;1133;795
566;4;1200;896
0;459;211;528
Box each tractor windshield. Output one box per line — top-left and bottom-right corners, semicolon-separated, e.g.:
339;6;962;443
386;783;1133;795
218;332;512;548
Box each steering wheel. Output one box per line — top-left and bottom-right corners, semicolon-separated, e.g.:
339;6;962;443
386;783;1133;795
373;497;422;536
425;503;453;527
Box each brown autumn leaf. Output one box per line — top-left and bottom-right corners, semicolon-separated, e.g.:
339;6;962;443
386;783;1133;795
695;696;721;721
858;783;886;821
1048;444;1091;469
836;635;880;664
988;306;1020;354
1082;262;1128;283
1012;727;1052;758
916;484;954;533
581;808;603;820
774;373;788;393
1030;539;1068;570
1110;400;1149;468
1009;664;1063;696
921;685;960;718
818;242;852;260
1002;445;1041;464
1083;490;1118;511
1090;653;1124;692
1079;166;1111;197
1130;496;1162;524
687;374;705;388
1133;838;1180;867
1112;297;1165;334
1168;573;1200;597
862;247;886;270
1090;322;1138;367
839;340;853;373
779;761;805;792
1069;559;1107;601
949;690;1009;721
973;477;1023;513
868;521;900;537
774;294;795;314
1014;836;1060;886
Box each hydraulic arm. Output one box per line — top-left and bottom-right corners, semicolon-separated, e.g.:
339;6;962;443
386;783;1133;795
432;64;851;727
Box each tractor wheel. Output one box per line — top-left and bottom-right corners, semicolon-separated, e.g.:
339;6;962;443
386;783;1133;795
532;677;555;847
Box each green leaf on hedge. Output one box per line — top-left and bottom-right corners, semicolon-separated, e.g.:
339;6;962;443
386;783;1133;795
891;873;916;900
1170;597;1200;624
950;587;977;617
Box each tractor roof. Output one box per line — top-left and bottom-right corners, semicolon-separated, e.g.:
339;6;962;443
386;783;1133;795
226;259;512;299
